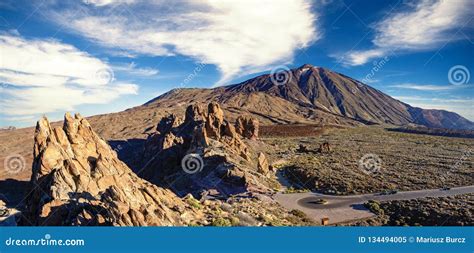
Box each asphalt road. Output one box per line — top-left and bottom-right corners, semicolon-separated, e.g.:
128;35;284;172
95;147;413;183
274;185;474;224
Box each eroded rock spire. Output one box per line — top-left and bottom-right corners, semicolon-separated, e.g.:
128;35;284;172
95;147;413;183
23;113;202;226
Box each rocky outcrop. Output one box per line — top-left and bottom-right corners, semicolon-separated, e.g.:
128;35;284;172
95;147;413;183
139;102;273;198
156;114;182;134
317;142;331;153
205;102;225;138
235;116;259;140
22;113;202;226
142;102;257;166
257;152;269;175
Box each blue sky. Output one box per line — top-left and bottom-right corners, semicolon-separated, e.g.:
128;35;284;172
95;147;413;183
0;0;473;127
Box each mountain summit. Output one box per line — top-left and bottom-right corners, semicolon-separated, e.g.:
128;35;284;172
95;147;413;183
146;64;473;130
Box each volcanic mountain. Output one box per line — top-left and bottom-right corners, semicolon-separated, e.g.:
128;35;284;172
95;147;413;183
144;64;474;130
1;64;473;184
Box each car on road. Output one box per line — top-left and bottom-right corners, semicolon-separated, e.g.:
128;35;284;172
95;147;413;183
379;190;398;195
309;199;328;205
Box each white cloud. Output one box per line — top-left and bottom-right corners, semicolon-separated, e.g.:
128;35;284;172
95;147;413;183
1;84;137;116
391;83;461;91
342;0;473;66
83;0;136;7
0;34;115;87
52;0;318;85
4;115;35;123
112;62;159;77
343;49;385;66
0;34;138;117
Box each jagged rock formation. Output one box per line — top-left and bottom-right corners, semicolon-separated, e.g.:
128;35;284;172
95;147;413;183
235;116;259;140
21;113;202;226
139;102;277;198
14;110;311;227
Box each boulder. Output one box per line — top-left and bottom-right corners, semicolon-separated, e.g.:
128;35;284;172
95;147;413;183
257;152;269;175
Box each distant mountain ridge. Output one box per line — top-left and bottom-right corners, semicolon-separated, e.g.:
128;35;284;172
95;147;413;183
145;64;474;130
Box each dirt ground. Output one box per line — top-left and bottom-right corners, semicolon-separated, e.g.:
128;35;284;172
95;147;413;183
343;193;474;226
263;126;474;195
1;123;472;226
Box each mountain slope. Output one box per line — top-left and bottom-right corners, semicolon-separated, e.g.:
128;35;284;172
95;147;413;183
1;64;473;185
146;64;474;130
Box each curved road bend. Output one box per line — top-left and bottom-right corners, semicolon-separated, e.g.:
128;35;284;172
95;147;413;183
273;185;474;225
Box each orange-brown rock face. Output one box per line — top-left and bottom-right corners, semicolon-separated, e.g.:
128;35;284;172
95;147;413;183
257;152;269;175
235;116;259;140
22;113;201;226
205;102;225;138
139;102;268;197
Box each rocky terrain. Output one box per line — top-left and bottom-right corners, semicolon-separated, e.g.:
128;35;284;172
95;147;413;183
387;126;474;138
20;113;203;226
2;64;473;183
345;194;474;226
2;103;313;226
136;102;279;198
1;64;473;226
266;127;473;195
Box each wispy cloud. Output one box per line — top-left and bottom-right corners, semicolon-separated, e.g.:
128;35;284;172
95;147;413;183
4;115;35;123
85;0;136;6
391;83;461;91
49;0;318;86
112;62;159;77
341;0;473;66
343;49;385;67
0;33;138;118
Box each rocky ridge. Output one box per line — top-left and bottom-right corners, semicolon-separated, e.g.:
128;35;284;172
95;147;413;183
139;102;277;198
21;113;203;226
17;103;303;226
